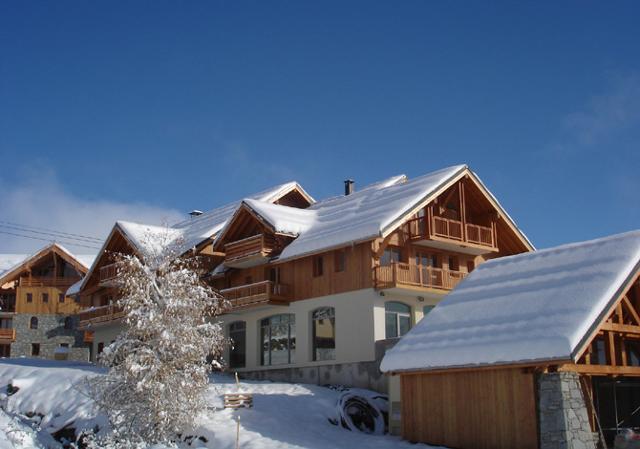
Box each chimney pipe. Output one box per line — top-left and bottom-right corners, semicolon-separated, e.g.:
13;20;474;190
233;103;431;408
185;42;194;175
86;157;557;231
344;179;354;196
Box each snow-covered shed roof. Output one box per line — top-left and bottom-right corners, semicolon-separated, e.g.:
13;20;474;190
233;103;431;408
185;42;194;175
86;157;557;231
380;230;640;373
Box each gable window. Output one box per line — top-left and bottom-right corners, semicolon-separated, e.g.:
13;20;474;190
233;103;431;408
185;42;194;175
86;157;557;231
312;307;335;361
229;321;246;368
31;343;40;356
26;293;33;303
59;293;65;303
334;250;346;273
313;256;324;277
261;314;295;366
64;317;74;330
381;247;403;266
42;293;48;303
385;302;411;339
30;317;38;329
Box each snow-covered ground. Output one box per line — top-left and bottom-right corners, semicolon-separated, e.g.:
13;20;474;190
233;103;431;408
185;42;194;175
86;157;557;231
0;359;439;449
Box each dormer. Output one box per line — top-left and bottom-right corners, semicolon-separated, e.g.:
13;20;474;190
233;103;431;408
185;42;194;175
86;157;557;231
213;199;314;269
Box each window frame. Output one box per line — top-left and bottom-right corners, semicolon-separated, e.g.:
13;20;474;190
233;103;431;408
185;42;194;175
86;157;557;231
26;293;33;303
384;302;412;339
31;343;40;356
312;256;324;277
30;316;38;330
228;321;247;369
312;307;336;361
334;250;346;273
260;314;296;366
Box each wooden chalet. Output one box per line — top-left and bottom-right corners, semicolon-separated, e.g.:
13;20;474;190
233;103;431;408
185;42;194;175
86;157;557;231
0;244;93;360
381;230;640;449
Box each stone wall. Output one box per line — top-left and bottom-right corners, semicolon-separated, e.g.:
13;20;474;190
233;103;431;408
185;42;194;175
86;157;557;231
538;372;598;449
11;314;89;361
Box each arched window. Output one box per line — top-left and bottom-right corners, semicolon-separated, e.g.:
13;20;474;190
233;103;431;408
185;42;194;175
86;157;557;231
312;307;335;361
64;317;73;330
385;302;411;339
228;321;246;368
30;317;38;330
260;314;295;366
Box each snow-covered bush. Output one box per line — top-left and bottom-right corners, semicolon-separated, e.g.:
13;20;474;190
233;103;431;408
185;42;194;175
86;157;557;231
87;233;227;448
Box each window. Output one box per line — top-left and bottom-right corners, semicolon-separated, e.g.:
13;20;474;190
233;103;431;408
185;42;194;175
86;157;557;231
42;293;48;303
261;314;295;366
59;343;69;348
422;305;435;319
334;250;346;273
229;321;246;368
416;252;438;267
97;342;104;354
31;343;40;356
64;317;74;330
448;256;459;271
269;267;281;283
26;293;33;303
59;293;65;303
74;296;81;304
381;247;403;266
385;302;411;339
30;317;38;329
0;344;10;358
312;307;335;361
313;256;324;277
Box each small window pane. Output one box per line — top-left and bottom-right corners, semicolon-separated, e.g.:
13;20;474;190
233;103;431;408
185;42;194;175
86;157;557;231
399;315;411;336
385;312;398;339
313;308;335;361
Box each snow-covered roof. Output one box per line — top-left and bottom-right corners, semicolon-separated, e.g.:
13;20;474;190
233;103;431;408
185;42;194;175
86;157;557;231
0;244;94;286
172;181;314;252
242;199;316;236
275;165;468;261
380;230;640;373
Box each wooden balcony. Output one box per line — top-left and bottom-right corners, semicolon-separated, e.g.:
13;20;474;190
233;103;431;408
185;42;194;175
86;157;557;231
0;329;16;342
99;263;119;286
220;280;289;311
375;262;467;292
19;276;80;288
224;234;277;268
77;304;125;329
404;215;498;254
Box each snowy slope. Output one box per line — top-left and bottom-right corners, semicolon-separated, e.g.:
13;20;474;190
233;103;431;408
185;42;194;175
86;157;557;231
0;360;440;449
381;230;640;373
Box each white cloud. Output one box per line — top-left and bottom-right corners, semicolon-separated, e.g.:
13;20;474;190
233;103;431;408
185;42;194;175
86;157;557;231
564;72;640;146
0;170;184;254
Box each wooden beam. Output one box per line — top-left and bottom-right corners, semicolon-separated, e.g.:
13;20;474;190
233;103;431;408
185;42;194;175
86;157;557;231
608;331;617;366
560;363;640;376
600;322;640;335
623;296;640;326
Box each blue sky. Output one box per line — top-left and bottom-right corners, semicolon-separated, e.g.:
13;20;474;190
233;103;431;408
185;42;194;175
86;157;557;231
1;1;639;253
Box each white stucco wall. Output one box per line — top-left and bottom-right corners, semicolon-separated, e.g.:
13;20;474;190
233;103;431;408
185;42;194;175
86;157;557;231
90;322;124;362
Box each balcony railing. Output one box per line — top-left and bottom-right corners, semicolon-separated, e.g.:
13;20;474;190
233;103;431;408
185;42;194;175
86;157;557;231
77;304;125;328
0;329;15;342
19;276;80;287
99;263;119;285
224;234;276;264
220;280;289;311
404;216;497;250
375;262;467;291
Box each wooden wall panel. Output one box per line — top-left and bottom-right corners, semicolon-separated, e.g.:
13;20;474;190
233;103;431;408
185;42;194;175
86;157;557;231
16;287;84;314
401;368;538;449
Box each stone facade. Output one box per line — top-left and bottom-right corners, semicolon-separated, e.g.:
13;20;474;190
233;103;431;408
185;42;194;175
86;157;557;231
538;372;598;449
11;314;89;361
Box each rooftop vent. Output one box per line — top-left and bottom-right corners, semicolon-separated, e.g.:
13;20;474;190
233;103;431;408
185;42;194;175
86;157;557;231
189;210;204;218
344;179;354;196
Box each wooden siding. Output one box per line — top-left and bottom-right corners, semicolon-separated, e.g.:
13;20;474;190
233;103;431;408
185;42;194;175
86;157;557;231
400;368;538;449
16;286;83;314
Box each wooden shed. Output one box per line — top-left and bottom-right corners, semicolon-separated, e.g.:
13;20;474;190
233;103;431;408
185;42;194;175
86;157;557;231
382;230;640;449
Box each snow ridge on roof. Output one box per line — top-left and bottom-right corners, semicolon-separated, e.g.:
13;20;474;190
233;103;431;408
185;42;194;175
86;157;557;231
243;199;316;236
276;165;466;261
381;230;640;373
